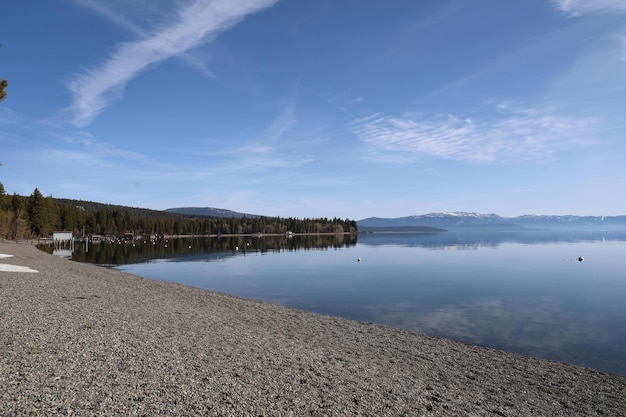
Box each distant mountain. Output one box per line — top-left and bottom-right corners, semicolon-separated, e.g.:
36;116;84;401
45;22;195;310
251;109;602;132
164;207;260;218
358;212;513;229
358;226;447;233
358;212;626;230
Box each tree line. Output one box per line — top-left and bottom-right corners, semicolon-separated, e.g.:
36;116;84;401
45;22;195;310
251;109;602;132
0;186;358;239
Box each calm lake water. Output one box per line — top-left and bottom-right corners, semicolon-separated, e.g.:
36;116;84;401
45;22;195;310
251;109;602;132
51;230;626;375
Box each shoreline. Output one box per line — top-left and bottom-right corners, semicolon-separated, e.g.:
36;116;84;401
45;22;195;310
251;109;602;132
1;241;625;415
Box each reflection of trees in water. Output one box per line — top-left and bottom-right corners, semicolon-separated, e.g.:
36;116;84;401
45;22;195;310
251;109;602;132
40;234;358;266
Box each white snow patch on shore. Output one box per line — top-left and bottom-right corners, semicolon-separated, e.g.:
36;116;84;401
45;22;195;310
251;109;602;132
0;254;38;272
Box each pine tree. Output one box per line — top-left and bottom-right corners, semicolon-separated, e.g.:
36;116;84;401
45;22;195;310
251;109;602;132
1;44;7;102
0;79;6;102
59;204;78;234
45;196;60;233
11;193;26;239
0;181;7;210
28;188;47;236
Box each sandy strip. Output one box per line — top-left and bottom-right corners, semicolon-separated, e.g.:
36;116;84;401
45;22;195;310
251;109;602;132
1;242;625;416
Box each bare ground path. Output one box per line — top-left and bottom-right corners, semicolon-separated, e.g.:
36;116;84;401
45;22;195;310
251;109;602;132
1;241;625;416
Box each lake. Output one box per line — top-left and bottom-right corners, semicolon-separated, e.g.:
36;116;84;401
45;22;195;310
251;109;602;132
48;230;626;375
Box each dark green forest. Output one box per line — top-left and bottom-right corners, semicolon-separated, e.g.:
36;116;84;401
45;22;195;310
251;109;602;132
0;185;358;239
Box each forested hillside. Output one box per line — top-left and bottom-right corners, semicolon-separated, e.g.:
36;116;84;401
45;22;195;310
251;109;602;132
0;185;357;239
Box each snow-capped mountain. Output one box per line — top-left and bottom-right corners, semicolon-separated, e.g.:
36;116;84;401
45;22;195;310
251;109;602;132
357;212;626;230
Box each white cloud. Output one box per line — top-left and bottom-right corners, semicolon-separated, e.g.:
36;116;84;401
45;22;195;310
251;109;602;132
553;1;626;91
351;104;597;164
65;0;279;127
72;1;217;79
232;103;316;169
265;103;297;143
70;0;145;35
554;0;626;16
169;103;313;174
57;130;172;168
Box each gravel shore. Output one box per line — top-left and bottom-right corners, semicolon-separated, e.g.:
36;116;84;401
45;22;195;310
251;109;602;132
1;241;625;416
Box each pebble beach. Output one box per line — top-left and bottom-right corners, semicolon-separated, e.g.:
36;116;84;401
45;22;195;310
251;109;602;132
1;241;625;416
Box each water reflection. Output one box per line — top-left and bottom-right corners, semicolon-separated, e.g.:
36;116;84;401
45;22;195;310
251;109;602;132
38;230;626;375
39;234;358;265
39;230;626;265
358;230;626;249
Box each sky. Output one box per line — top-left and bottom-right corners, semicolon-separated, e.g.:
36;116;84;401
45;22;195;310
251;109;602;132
1;0;625;220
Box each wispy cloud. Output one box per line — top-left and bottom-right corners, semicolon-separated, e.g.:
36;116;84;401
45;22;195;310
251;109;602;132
265;103;297;143
553;0;626;78
554;0;626;16
70;0;145;35
350;104;597;164
197;143;313;170
217;105;313;170
73;0;217;79
172;102;313;174
0;107;18;125
65;0;279;127
58;130;173;169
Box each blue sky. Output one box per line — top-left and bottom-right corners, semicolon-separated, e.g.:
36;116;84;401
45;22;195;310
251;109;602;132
1;0;625;219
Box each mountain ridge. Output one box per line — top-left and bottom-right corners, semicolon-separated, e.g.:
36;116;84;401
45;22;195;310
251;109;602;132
357;212;626;230
164;207;261;218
